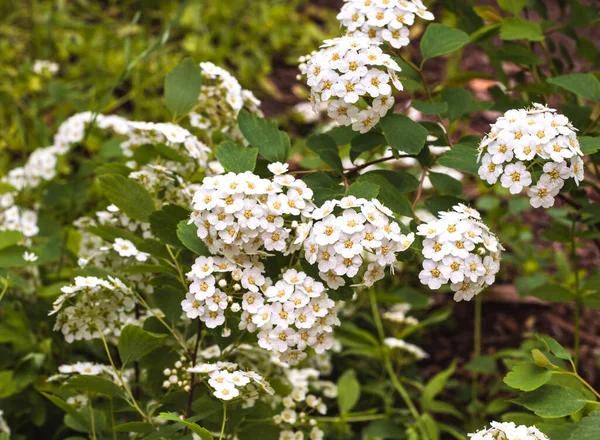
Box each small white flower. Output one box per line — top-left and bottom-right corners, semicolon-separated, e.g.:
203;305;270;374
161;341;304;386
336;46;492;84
500;162;532;194
23;251;38;262
112;238;138;257
268;162;289;175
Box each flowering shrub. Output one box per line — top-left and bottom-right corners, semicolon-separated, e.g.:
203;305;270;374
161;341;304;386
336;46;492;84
477;103;584;208
1;1;600;440
417;204;502;301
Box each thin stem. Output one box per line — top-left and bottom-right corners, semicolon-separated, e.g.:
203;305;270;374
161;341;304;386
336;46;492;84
570;218;581;368
344;154;416;177
0;278;10;304
574;302;581;369
412;169;428;213
110;398;117;440
219;403;227;440
583;106;600;135
397;52;453;147
315;414;387;423
369;289;386;341
384;358;421;421
573;373;600;400
97;328;152;423
132;289;186;349
472;294;482;403
167;245;187;289
184;319;203;433
369;290;427;439
89;397;97;440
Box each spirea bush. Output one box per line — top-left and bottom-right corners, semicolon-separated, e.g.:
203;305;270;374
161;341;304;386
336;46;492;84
1;1;599;440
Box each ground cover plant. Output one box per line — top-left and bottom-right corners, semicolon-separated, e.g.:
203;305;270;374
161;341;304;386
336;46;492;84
1;1;599;439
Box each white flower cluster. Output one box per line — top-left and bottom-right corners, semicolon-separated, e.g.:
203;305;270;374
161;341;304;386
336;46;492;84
162;356;193;392
275;368;335;440
58;362;105;376
384;337;428;360
478;103;584;209
0;409;10;436
190;170;314;259
382;303;419;326
3;146;60;191
337;0;434;48
188;362;272;401
130;164;201;206
182;255;340;364
0;206;39;237
303;197;414;289
112;238;150;262
189;62;262;141
255;269;339;363
33;59;59;76
50;276;136;343
2;112;210;199
299;35;402;133
468;422;549;440
417;204;502;301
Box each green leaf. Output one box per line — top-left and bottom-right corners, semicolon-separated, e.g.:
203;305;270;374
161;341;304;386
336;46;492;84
512;385;588;418
117;325;166;367
465;355;497;374
346;181;380;199
531;349;554;368
504;362;553;391
302;172;344;206
357;170;416;217
113;422;154;434
437;144;480;173
158;413;213;439
306;134;344;175
350;132;386;163
416;413;440;440
568;410;600;440
0;246;29;268
579;137;600;155
215;141;258;173
155;144;187;163
176;220;210;256
421;360;456;409
150;205;191;248
42;393;89;431
154;285;186;322
337;369;361;414
497;0;528;15
0;371;17;398
548;74;600;102
164;58;202;117
500;18;544;41
0;231;23;251
441;88;493;122
412;100;449;115
237;110;289;163
421;24;470;61
358;170;419;194
429;172;463;196
363;420;406;438
536;334;572;361
380;114;429;155
63;375;124;398
97;174;155;222
528;283;573;302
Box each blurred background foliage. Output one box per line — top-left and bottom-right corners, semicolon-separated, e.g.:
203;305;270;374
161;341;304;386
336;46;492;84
0;0;337;160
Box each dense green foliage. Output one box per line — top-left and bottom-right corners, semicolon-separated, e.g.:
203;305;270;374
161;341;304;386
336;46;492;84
1;1;599;440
